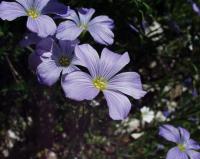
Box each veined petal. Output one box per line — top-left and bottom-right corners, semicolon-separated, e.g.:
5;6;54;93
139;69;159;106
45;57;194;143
88;23;114;45
166;147;189;159
75;44;99;77
36;37;54;55
186;139;200;150
65;9;80;25
89;15;114;29
42;0;69;16
62;65;79;75
0;1;26;21
40;51;53;60
37;59;61;86
159;124;181;143
108;72;147;99
187;150;200;159
59;40;79;58
61;71;99;101
56;20;83;40
34;0;50;11
99;48;130;79
51;40;62;58
178;127;190;142
16;0;33;10
103;90;131;120
78;8;95;25
27;15;56;37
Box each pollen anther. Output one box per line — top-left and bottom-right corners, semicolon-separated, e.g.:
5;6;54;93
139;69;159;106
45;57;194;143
59;56;70;67
178;144;186;152
27;9;39;19
93;77;107;90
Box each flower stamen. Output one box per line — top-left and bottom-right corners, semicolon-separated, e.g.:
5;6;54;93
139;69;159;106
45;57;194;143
93;77;107;90
59;56;70;67
27;9;39;19
178;144;186;152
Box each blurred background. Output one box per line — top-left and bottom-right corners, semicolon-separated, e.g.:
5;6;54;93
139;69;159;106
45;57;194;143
0;0;200;158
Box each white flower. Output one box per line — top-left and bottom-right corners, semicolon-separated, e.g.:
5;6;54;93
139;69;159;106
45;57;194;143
126;118;140;133
167;101;178;113
131;132;144;139
155;111;166;122
7;130;20;140
115;118;140;134
141;106;154;123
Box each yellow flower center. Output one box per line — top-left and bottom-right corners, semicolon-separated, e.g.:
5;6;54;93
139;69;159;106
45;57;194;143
93;77;107;90
178;144;186;152
27;9;39;19
59;56;70;67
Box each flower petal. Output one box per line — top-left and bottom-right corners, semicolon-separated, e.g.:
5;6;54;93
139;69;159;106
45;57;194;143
99;48;130;79
27;15;56;37
16;0;32;10
36;37;54;55
186;139;200;150
166;147;189;159
65;9;80;24
78;8;95;25
61;71;99;101
62;65;79;75
34;0;50;11
56;20;83;40
178;127;190;142
103;90;131;120
42;0;69;16
159;124;180;143
187;150;200;159
89;15;114;29
0;1;26;21
75;44;99;77
108;72;147;99
37;59;61;86
58;40;79;58
192;3;200;16
28;52;42;71
88;22;114;45
20;32;42;47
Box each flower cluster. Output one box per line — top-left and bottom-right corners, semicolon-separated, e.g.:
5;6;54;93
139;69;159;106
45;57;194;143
0;0;146;120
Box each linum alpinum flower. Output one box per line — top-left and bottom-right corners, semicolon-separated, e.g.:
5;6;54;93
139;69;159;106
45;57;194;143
62;44;146;120
56;8;114;45
0;0;68;37
159;124;200;159
33;39;79;86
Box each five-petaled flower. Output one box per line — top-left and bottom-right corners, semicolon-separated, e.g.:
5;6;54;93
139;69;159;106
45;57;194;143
56;8;114;45
159;124;200;159
31;38;79;86
62;44;146;120
0;0;69;37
